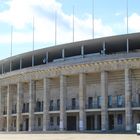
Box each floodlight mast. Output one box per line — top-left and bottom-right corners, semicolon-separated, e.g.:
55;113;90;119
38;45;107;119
55;10;57;46
126;0;128;34
92;0;94;39
33;16;35;51
73;6;75;42
10;25;13;57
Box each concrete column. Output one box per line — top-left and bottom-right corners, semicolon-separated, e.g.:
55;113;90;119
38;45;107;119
125;68;132;131
114;113;117;130
29;80;35;131
101;71;108;131
59;75;66;131
7;85;11;132
127;39;129;53
81;45;84;58
94;114;98;130
20;58;22;69
10;61;12;72
32;55;34;67
2;64;3;74
46;52;48;64
102;42;106;55
0;86;2;131
79;73;86;131
62;49;65;60
43;78;50;131
16;82;23;132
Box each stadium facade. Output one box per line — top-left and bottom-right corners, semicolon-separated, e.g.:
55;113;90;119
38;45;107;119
0;33;140;132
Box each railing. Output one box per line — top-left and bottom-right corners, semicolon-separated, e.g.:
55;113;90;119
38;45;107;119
85;104;101;109
35;108;43;112
66;105;79;110
49;105;60;111
132;102;140;107
108;102;125;108
22;107;29;113
34;107;43;112
85;102;125;109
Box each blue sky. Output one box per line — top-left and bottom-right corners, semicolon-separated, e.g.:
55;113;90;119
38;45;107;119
0;0;140;60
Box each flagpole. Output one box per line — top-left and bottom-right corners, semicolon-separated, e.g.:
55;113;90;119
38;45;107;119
10;25;13;57
92;0;94;39
73;6;75;42
55;10;57;46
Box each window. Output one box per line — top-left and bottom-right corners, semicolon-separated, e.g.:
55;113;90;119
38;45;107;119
117;95;123;107
57;116;60;126
50;100;53;111
88;97;93;109
72;98;76;109
117;114;123;125
23;103;25;112
14;119;16;127
97;96;101;108
12;104;17;114
36;101;43;112
3;106;7;115
38;117;41;127
50;117;54;126
108;95;112;107
36;101;41;112
14;104;16;112
26;103;29;112
23;103;29;113
57;99;60;110
41;101;44;111
139;94;140;106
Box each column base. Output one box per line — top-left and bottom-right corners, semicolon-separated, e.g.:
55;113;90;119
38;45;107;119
59;128;64;131
59;121;65;131
101;129;107;132
28;128;34;132
79;120;85;131
125;126;132;131
43;128;46;132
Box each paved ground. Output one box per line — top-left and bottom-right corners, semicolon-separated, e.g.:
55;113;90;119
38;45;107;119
0;134;139;140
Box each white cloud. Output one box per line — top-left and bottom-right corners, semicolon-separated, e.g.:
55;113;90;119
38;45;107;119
115;12;121;16
0;0;114;45
127;13;140;32
111;13;140;35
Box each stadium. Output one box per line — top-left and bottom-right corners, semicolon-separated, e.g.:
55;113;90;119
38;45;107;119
0;32;140;132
